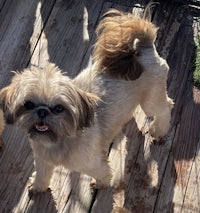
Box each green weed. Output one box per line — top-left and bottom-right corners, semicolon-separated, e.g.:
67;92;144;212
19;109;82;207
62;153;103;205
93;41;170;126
193;35;200;88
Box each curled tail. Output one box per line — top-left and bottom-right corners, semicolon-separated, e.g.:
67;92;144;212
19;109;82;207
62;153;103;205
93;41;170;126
93;9;158;80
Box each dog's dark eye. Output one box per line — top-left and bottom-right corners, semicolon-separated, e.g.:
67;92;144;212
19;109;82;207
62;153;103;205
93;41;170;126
24;101;35;110
52;105;64;114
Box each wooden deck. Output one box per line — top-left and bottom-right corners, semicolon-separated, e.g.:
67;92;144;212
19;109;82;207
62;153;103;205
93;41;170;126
0;0;200;212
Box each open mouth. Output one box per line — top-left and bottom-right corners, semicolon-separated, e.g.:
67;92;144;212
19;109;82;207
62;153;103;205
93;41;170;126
34;123;50;132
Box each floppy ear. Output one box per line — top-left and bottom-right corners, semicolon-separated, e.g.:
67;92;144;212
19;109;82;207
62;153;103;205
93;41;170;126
0;86;15;124
77;90;99;129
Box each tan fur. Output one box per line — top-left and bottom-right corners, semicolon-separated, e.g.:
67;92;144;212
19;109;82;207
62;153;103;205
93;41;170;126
0;9;173;195
112;207;131;213
0;64;99;135
94;9;158;80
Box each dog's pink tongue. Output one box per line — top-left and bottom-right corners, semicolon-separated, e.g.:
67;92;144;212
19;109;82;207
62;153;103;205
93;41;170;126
35;124;49;132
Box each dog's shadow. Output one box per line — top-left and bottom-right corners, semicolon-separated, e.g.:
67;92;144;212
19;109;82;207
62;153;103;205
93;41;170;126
26;190;57;213
0;126;34;212
0;126;57;213
115;116;161;212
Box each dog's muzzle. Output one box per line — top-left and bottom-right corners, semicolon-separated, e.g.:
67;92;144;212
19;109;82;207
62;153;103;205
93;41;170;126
37;107;50;119
33;106;52;132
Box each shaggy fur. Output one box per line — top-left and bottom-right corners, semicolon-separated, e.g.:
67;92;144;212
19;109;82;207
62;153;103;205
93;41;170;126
0;9;173;193
94;9;158;80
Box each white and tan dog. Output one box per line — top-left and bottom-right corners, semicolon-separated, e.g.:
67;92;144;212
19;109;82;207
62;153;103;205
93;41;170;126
0;9;173;193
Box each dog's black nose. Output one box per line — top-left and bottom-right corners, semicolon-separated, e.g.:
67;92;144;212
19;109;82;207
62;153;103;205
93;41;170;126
37;108;49;119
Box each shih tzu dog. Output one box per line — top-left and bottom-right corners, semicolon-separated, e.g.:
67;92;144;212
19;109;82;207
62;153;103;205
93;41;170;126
0;9;173;193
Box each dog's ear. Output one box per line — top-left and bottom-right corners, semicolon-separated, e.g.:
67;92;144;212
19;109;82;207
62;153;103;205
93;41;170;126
77;90;99;129
0;86;15;124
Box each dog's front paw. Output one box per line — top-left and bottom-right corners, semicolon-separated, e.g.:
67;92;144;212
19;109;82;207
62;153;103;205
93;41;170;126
112;207;131;213
149;127;160;141
90;178;110;189
28;184;49;194
28;172;49;194
149;123;165;141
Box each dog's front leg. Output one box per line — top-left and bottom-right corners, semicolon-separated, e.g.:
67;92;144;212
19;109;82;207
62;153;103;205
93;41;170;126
141;96;174;141
87;159;112;189
28;157;54;194
148;97;174;141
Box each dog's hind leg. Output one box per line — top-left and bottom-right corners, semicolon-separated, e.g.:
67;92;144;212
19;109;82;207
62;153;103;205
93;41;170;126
140;92;174;141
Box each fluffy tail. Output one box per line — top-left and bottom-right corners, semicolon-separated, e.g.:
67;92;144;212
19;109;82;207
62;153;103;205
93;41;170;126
93;9;158;80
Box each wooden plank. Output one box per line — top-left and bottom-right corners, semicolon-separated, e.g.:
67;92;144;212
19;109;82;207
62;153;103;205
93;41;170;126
0;0;7;15
0;1;56;212
0;126;33;213
153;87;200;212
182;138;200;213
0;0;56;87
30;0;105;77
153;3;200;213
173;88;200;213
